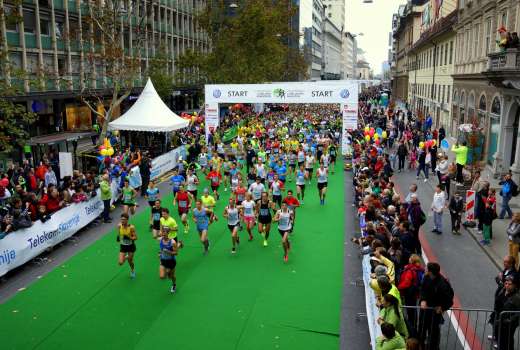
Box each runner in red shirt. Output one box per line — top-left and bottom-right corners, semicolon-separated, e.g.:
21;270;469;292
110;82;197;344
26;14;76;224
234;183;247;205
206;168;222;200
174;185;193;234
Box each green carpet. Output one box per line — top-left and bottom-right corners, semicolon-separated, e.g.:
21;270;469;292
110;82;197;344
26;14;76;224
0;163;344;350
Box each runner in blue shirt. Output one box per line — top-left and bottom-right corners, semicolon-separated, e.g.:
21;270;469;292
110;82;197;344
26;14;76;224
275;160;287;183
192;199;211;255
170;168;185;198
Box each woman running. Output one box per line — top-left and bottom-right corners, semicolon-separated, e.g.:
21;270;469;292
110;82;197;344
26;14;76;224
174;184;193;234
242;192;256;241
186;168;199;201
158;228;183;293
121;178;137;216
223;198;242;254
192;199;211;254
117;213;137;278
145;180;160;207
295;164;307;204
257;192;275;247
270;174;284;208
274;202;294;263
316;163;329;205
206;167;222;200
305;152;315;184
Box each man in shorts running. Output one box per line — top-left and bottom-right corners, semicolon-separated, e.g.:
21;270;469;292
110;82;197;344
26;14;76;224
192;199;211;254
274;202;294;263
316;163;329;205
223;198;242;254
117;213;137;278
174;184;193;234
158;228;183;293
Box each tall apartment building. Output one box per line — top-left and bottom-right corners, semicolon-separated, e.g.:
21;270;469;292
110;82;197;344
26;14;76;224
390;0;424;107
322;17;342;80
322;0;345;30
453;0;520;179
407;0;457;132
298;0;326;79
342;31;357;79
0;0;209;154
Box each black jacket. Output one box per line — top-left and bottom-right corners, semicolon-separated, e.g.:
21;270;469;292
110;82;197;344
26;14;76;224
449;197;464;214
420;274;454;311
494;288;520;325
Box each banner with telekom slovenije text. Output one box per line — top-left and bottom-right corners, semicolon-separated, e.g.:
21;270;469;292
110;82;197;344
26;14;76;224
0;191;104;277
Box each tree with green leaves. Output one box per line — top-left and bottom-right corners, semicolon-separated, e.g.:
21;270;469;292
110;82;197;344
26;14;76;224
0;2;36;153
176;0;307;85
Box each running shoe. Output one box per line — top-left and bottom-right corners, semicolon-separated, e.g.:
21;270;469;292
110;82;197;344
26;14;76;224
231;248;236;254
171;284;176;293
184;225;189;234
248;234;253;241
283;254;288;262
130;270;136;279
263;239;268;247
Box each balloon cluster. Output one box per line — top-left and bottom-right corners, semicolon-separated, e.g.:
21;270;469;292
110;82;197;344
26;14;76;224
99;138;114;156
363;125;388;146
181;112;203;126
419;139;437;149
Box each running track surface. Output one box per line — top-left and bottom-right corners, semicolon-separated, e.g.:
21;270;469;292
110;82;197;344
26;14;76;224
0;162;344;350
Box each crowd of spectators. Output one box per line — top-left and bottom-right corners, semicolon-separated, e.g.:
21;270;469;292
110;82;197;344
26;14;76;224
0;144;153;238
351;97;455;350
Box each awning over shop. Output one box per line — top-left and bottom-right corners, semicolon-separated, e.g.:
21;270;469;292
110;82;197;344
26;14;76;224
28;132;97;146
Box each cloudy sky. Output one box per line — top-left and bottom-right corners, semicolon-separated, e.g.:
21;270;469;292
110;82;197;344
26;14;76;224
346;0;408;74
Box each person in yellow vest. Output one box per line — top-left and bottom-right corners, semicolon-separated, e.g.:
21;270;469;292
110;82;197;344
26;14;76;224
117;213;138;278
451;141;468;185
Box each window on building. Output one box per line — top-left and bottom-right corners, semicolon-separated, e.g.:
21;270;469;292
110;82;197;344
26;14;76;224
485;18;492;55
4;6;18;32
444;43;448;65
40;18;50;36
447;86;451;103
449;41;453;64
474;23;480;58
23;10;36;34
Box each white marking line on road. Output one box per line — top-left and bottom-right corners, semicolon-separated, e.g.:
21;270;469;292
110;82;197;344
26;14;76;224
421;253;473;350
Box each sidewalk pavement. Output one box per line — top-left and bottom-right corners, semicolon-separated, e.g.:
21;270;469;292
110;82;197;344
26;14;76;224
409;136;509;270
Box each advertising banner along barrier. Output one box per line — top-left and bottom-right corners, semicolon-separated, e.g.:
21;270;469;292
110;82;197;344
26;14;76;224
0;191;103;277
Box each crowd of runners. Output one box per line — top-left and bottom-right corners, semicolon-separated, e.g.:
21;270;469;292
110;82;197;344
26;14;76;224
115;105;342;294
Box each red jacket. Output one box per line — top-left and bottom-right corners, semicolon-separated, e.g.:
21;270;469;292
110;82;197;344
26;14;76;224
40;194;61;213
206;171;222;186
398;264;424;295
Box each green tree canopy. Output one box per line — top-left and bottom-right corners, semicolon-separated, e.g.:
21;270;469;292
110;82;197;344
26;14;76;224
176;0;307;85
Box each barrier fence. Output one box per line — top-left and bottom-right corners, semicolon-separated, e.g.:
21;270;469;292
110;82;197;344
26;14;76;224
0;146;185;277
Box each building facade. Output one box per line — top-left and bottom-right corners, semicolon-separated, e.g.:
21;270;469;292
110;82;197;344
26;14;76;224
342;32;357;79
322;0;345;30
298;0;325;79
322;17;342;80
391;1;424;106
453;0;520;178
407;1;457;133
0;0;209;157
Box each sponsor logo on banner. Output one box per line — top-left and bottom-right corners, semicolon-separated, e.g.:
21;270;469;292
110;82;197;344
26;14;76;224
273;88;286;98
340;89;350;99
150;147;183;180
212;89;222;98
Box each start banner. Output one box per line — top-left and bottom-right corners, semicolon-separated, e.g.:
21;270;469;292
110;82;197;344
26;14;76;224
0;191;104;277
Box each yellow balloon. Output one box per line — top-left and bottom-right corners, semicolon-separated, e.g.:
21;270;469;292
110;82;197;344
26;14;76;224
419;141;425;149
373;134;379;140
432;139;437;147
364;135;370;142
107;148;114;156
100;149;109;156
364;126;370;132
382;131;387;139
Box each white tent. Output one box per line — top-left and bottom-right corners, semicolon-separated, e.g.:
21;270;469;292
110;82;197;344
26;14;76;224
108;78;189;132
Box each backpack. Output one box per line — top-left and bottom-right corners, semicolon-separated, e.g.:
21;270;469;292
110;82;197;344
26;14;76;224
512;181;519;197
439;277;455;310
408;266;424;297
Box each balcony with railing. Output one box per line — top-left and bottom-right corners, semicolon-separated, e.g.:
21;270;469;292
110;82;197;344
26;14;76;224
483;48;520;89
